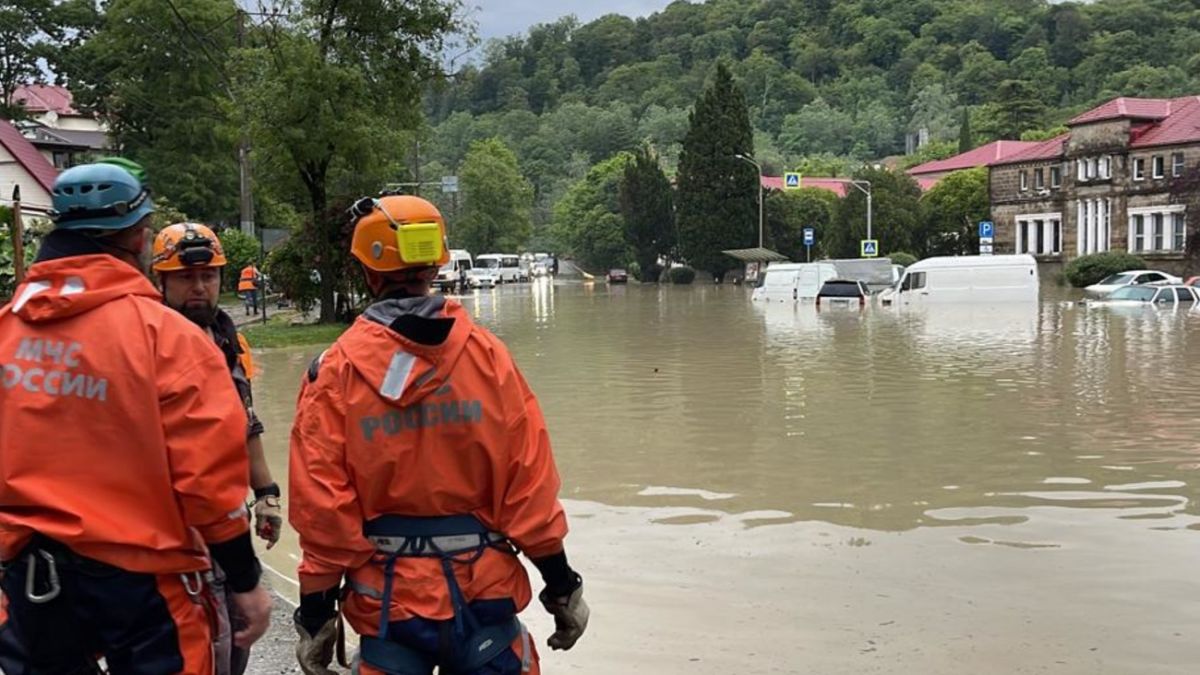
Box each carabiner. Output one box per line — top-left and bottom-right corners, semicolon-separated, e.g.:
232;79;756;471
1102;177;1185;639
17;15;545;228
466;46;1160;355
180;570;205;598
25;550;61;604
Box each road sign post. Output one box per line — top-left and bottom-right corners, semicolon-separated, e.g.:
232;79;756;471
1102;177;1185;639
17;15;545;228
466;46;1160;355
803;227;815;262
861;239;879;258
978;220;994;256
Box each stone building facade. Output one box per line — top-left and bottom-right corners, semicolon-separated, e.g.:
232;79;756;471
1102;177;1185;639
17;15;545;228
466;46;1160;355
989;97;1200;277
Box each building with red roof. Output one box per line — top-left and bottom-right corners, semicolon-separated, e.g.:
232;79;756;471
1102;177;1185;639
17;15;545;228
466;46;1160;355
760;175;854;197
0;118;59;215
988;96;1200;276
908;140;1040;189
9;85;104;134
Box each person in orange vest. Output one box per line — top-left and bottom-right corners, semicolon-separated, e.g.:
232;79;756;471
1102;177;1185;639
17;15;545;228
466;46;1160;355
238;264;262;316
0;160;272;674
153;222;283;675
289;195;589;675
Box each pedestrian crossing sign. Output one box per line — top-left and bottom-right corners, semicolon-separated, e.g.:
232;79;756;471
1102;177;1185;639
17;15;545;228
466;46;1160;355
861;239;879;258
784;172;802;190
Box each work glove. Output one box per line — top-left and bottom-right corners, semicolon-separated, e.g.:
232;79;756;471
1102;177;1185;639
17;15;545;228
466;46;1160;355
294;611;338;675
539;581;589;651
254;497;282;549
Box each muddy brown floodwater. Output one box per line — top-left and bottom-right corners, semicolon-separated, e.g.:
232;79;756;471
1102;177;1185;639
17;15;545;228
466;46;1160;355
252;280;1200;674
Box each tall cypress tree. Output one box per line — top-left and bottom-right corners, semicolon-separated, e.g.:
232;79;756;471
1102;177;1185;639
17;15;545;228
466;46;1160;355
619;144;675;281
675;63;757;282
958;107;973;153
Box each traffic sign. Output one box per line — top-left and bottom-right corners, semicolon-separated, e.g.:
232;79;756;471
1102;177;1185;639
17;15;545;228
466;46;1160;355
978;220;994;240
979;243;994;255
803;228;815;246
861;239;879;258
784;172;802;190
441;175;459;193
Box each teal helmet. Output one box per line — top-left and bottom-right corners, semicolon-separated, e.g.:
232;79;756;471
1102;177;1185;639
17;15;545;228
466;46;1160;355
50;161;155;231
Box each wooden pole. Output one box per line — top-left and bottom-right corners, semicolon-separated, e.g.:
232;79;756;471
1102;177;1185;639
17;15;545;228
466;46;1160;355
11;185;25;285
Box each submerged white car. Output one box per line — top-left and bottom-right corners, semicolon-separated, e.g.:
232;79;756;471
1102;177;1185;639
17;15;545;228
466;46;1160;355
1084;270;1182;297
1088;284;1198;306
467;268;498;288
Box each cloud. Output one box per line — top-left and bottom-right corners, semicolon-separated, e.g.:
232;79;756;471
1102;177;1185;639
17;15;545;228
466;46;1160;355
470;0;675;42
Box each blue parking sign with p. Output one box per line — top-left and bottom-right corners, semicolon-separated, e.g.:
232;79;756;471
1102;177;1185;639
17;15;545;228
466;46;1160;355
979;221;994;239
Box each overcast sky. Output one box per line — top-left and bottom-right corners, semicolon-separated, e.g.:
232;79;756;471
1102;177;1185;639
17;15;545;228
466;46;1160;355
468;0;676;43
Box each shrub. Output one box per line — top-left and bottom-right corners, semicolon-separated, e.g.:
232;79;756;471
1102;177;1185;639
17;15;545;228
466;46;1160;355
1063;251;1146;288
219;228;262;292
665;265;696;285
265;237;320;313
631;261;662;283
886;251;918;267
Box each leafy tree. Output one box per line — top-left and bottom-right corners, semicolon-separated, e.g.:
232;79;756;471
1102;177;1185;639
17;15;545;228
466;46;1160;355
457;138;534;254
64;0;237;223
958;106;973;153
977;80;1047;141
619;145;675;280
917;167;989;256
909;84;960;143
0;0;97;118
553;153;633;272
230;0;462;322
900;140;958;170
779;98;854;157
828;167;922;258
675;63;756;281
764;188;838;261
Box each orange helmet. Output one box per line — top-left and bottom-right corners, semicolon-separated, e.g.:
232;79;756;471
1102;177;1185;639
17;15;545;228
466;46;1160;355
153;223;227;272
349;195;449;273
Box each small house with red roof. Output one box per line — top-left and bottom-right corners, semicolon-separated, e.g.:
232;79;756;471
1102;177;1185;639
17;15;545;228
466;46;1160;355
0;118;59;215
989;96;1200;274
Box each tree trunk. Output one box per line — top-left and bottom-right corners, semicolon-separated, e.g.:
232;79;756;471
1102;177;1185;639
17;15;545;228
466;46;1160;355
302;166;337;324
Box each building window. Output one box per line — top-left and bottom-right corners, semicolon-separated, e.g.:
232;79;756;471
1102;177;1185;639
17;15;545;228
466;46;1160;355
1134;158;1146;181
1050;165;1062;188
1077;159;1087;182
52;151;69;169
1034;168;1045;190
1129;206;1186;253
1077;199;1111;255
1173;153;1185;177
1099;156;1111;179
1152;156;1165;179
1019;171;1028;191
1016;213;1062;256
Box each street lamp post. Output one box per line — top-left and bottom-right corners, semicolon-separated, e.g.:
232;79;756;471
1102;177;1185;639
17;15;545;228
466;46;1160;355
733;153;764;249
848;179;873;245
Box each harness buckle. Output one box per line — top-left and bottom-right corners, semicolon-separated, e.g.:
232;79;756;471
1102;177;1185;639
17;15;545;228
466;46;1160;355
25;550;61;604
180;570;205;598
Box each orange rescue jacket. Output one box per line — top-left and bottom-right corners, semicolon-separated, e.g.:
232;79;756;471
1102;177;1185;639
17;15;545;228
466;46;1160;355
289;296;568;631
0;255;251;574
237;266;259;293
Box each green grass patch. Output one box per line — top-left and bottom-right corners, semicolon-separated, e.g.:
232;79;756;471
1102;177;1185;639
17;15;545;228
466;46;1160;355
241;316;349;348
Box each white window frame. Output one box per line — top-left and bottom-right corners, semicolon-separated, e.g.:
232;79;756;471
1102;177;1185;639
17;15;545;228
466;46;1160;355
1152;155;1165;179
1172;152;1185;178
1133;158;1146;181
1019;170;1028;191
1077;159;1087;182
1034;168;1045;190
1050;165;1062;188
1099;156;1111;179
1128;204;1186;253
1076;199;1111;256
1015;212;1063;256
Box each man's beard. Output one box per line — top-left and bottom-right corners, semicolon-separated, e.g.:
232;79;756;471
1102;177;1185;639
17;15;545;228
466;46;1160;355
176;302;218;327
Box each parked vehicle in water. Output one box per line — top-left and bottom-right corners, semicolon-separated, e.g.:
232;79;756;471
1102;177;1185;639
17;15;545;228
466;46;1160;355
816;279;870;311
1186;276;1200;287
466;267;498;288
881;254;1039;306
607;268;629;284
433;249;472;292
475;254;523;283
1084;270;1182;298
1087;284;1198;306
751;262;840;303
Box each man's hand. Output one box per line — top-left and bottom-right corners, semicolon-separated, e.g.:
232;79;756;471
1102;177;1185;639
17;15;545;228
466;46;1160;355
230;585;273;649
540;583;589;651
294;611;339;675
254;496;283;549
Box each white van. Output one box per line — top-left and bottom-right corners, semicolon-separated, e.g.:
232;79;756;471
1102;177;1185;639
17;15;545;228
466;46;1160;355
434;250;472;291
750;263;839;303
475;254;523;283
883;255;1039;306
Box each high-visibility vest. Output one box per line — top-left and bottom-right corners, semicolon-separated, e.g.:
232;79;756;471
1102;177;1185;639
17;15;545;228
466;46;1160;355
237;266;259;293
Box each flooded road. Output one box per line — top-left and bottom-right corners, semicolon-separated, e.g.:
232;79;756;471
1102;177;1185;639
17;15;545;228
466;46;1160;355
253;280;1200;673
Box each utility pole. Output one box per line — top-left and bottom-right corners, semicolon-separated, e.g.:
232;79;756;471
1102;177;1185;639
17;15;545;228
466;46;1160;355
237;9;255;237
11;186;25;285
733;154;764;248
849;180;873;246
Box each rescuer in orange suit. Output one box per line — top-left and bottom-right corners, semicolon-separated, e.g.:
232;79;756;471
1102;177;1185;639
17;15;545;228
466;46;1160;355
153;222;284;675
289;195;589;675
0;160;272;675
